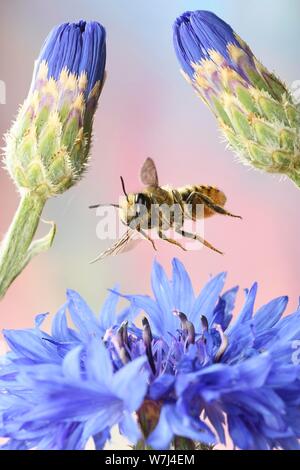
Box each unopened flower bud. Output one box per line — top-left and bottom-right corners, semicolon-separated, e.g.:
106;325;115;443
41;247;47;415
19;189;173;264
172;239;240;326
173;11;300;188
5;21;106;197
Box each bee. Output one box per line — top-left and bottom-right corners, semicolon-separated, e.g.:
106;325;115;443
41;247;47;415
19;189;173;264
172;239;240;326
90;158;241;261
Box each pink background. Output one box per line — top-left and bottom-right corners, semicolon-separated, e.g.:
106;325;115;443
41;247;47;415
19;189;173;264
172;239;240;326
0;0;300;336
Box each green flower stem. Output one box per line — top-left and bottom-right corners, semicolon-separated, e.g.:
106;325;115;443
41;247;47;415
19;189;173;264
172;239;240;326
0;191;55;299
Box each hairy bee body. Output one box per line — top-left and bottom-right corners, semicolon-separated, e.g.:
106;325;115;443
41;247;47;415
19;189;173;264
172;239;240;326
177;185;227;219
121;185;227;231
90;158;240;261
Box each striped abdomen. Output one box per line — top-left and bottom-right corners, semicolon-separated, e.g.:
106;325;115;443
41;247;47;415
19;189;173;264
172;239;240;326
178;185;227;219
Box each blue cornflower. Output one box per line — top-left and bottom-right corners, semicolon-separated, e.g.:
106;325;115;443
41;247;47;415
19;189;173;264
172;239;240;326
0;341;147;450
1;259;300;450
0;293;141;450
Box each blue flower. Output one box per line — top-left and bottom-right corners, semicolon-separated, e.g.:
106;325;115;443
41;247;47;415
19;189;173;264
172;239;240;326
115;259;300;450
32;21;106;98
1;259;300;450
0;341;147;450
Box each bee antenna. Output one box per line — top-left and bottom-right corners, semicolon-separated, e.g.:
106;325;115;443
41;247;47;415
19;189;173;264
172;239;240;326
120;176;129;202
89;204;120;209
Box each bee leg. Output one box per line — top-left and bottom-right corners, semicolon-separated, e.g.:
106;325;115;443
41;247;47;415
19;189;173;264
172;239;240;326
138;228;157;252
187;192;242;219
175;229;223;255
158;230;187;252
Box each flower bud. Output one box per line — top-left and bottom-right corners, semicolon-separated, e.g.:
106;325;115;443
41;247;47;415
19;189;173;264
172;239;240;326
173;11;300;188
5;21;106;197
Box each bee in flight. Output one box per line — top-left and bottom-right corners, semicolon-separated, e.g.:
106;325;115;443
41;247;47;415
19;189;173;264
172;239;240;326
89;158;241;261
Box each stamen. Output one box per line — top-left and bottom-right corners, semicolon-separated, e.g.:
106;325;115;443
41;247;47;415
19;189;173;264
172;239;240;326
115;322;131;364
121;320;129;349
214;324;228;362
142;317;156;374
201;315;209;332
177;311;195;345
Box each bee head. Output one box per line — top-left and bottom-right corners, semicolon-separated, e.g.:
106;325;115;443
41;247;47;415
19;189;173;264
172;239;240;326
120;193;151;226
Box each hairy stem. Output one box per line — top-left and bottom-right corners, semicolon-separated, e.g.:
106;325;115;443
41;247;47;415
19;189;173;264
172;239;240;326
0;191;49;299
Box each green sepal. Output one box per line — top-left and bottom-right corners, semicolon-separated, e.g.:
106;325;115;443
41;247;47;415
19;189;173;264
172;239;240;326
228;104;253;139
14;166;28;188
285;104;300;128
279;129;297;151
62;114;80;151
236;86;259;115
35;105;51;136
16;106;34;140
221;126;242;151
48;151;71;186
39;120;61;164
253;119;279;147
247;141;271;166
260;70;288;101
26;162;45;188
212;97;233;128
69;129;87;175
258;96;289;125
245;66;272;96
289;169;300;188
272;150;293;169
16;130;38;169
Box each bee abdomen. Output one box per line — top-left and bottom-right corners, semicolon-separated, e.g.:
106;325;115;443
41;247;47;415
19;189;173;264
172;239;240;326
179;185;226;207
194;185;227;207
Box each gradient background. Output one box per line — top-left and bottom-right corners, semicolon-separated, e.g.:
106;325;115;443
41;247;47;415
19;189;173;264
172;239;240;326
0;0;300;341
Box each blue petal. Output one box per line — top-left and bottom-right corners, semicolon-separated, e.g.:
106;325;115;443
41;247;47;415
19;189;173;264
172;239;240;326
229;283;257;331
173;11;241;77
147;405;174;450
112;357;148;412
119;411;141;445
273;309;300;343
190;272;226;326
93;428;110;450
98;287;120;332
151;261;174;319
124;294;173;338
51;304;78;343
85;339;113;384
148;404;215;450
253;296;288;331
36;21;106;96
3;329;60;364
149;374;175;400
66;289;101;342
62;346;83;380
212;286;238;330
172;258;195;313
35;313;49;328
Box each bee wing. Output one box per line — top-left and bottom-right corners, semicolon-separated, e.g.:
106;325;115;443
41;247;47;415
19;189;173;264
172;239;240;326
90;230;142;263
140;157;159;187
